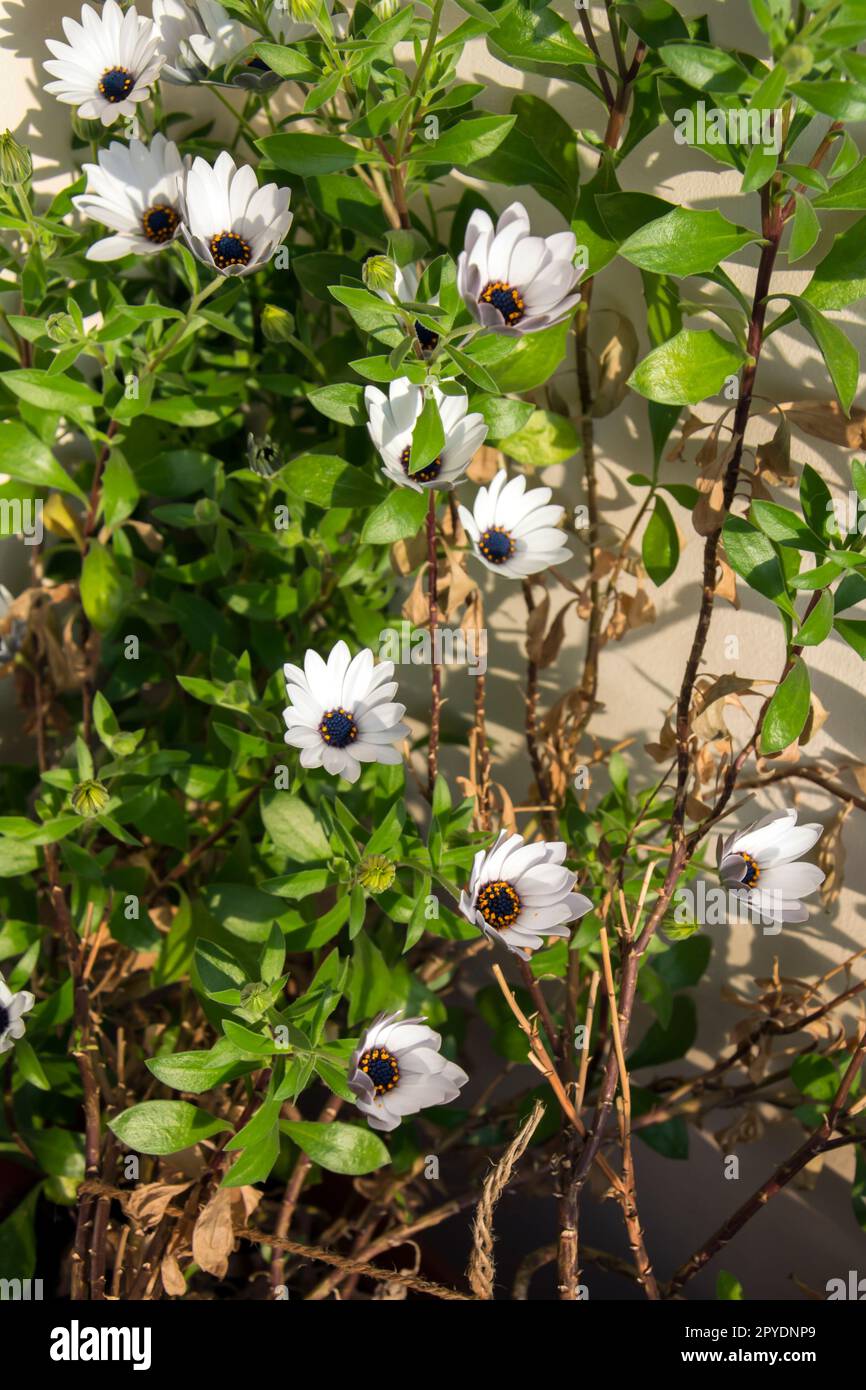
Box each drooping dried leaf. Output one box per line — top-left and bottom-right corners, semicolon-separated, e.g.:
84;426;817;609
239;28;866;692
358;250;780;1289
192;1188;235;1279
782;400;866;448
126;1180;192;1230
161;1252;187;1297
592;313;639;418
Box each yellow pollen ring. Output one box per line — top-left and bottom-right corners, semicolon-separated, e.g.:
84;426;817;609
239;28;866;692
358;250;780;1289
740;852;761;886
480;279;526;324
358;1045;400;1094
210;229;252;269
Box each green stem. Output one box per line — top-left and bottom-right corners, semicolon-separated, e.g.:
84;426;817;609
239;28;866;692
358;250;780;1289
395;0;445;161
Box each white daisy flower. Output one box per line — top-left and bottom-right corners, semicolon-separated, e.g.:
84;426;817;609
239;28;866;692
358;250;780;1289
153;0;341;87
459;830;592;958
378;262;441;354
180;151;292;276
718;808;825;925
73;133;184;262
458;469;571;579
365;379;487;493
0;975;35;1056
282;640;409;784
44;0;164;127
457;201;581;336
349;1011;468;1133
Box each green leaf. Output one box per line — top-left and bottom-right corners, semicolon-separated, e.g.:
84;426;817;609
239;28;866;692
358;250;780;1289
469;393;534;440
221;1125;281;1188
799;463;834;541
308;382;366;425
0;420;87;502
109;1100;231;1155
619;207;758;276
814;158;866;210
257;132;359;175
628;329;746;405
716;1270;745;1300
466;319;571;392
204;882;287;943
410;114;516;166
361;487;428;544
101;451;139;528
501;408;579;466
773;295;859;414
280;453;370;508
642;494;679;585
253;40;318;79
722;515;795;617
410;393;445;472
788;194;820;263
834;617;866;658
281;1119;390;1174
617;0;689;47
653;935;712;991
445;343;498;392
795;589;839;647
804;216;866;311
740;142;778;194
487;1;597;82
835;571;866;612
261;790;331;863
147;1039;259;1093
760;657;812;754
792;1053;842;1103
0;1188;38;1282
14;1038;50;1090
629;995;697;1069
750;499;824;550
658;43;753;93
1;368;100;418
135;448;217;499
790;79;866;122
80;542;127;632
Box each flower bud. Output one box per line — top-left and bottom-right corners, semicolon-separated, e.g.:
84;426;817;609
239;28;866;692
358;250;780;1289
46;312;78;344
240;981;270;1017
194;497;220;524
246;433;282;477
362;255;397;294
0;131;32;187
71;779;109;817
277;0;320;24
781;44;812;82
373;0;400;17
261;304;296;343
357;854;396;894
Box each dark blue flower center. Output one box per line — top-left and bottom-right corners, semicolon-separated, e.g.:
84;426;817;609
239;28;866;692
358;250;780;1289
142;204;179;244
414;320;439;352
477;879;522;928
246;56;271;72
210;230;252;269
99;66;134;102
400;444;441;485
319;706;358;749
478;526;515;564
739;852;761;887
480;279;525;326
358;1046;400;1094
